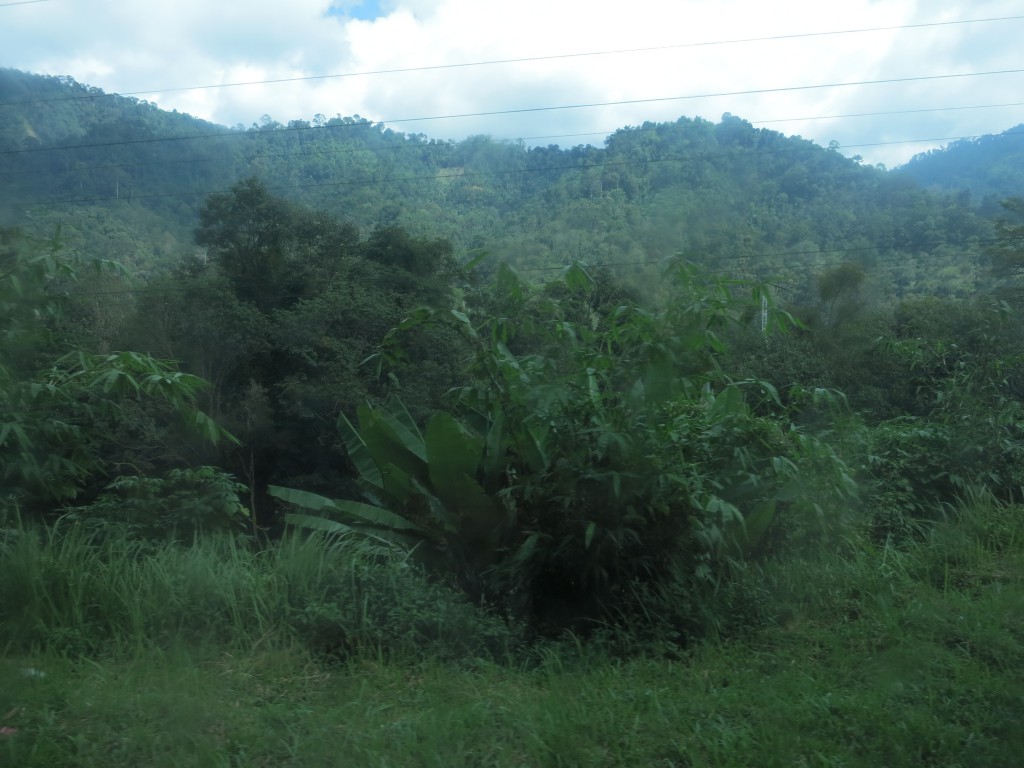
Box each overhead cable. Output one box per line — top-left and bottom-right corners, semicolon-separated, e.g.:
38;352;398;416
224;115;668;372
3;13;1021;106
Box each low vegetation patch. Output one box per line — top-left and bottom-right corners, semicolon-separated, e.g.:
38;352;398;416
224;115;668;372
2;496;1022;767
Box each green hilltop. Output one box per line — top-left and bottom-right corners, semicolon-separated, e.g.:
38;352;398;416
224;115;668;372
3;68;1016;298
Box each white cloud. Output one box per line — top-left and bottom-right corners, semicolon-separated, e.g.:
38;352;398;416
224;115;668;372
1;0;1022;166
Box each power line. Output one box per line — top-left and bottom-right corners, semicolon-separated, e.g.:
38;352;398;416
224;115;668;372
382;69;1024;127
3;13;1021;107
6;67;1023;158
0;0;52;6
751;101;1024;126
514;100;1024;142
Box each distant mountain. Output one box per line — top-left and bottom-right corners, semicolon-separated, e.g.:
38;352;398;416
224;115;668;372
896;125;1024;208
0;68;1005;297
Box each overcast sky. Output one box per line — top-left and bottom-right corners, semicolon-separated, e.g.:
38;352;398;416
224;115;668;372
2;0;1023;167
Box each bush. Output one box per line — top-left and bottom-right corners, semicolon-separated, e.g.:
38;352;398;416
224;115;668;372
277;263;857;638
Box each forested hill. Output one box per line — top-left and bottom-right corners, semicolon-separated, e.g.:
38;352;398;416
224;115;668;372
896;124;1024;206
0;67;1010;296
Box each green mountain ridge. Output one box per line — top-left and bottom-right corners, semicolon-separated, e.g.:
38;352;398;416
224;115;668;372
1;67;1018;297
896;123;1024;203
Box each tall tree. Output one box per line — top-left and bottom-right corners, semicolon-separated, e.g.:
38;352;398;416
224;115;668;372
195;178;298;312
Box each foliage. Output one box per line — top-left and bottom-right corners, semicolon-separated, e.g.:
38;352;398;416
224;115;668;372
899;124;1024;203
1;69;1000;302
1;491;1021;767
741;285;1024;543
986;196;1024;300
1;229;234;514
2;349;232;506
277;263;856;634
0;522;522;662
119;182;469;526
63;467;250;541
194;177;361;313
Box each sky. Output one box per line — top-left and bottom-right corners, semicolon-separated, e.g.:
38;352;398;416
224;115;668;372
1;0;1023;168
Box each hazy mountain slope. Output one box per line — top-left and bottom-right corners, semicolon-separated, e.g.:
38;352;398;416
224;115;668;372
0;69;1000;295
896;125;1024;206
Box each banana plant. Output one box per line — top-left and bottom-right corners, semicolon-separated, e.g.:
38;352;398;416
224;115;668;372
270;399;512;598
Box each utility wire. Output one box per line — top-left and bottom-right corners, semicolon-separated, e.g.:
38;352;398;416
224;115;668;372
752;101;1024;126
0;0;52;6
3;13;1021;106
383;70;1024;126
6;66;1024;157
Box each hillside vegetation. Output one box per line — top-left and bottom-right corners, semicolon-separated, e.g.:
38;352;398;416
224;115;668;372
1;68;1022;766
898;124;1024;204
1;69;1007;297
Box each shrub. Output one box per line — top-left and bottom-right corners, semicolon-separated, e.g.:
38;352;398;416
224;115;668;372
276;262;857;637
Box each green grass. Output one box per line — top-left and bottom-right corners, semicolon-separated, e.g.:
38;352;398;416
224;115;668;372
1;502;1022;767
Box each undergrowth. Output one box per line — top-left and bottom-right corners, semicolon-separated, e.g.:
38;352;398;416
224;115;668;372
0;522;522;663
0;495;1021;766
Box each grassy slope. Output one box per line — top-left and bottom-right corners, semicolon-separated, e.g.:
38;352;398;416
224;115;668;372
1;504;1022;768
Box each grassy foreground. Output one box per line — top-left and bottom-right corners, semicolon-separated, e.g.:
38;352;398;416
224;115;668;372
2;503;1022;767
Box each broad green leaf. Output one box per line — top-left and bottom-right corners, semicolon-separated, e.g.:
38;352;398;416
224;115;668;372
338;411;383;488
727;499;776;557
284;513;417;549
359;405;428;485
481;406;507;483
270;485;431;537
378;400;426;461
563;262;594;292
443;473;502;542
494;262;523;307
710;384;746;418
514;423;550;473
511;531;545;564
268;485;340;513
449;309;476;338
425;412;480;491
460;250;489;271
10;423;31;450
378;461;413;505
284;513;352;535
333;498;432;536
